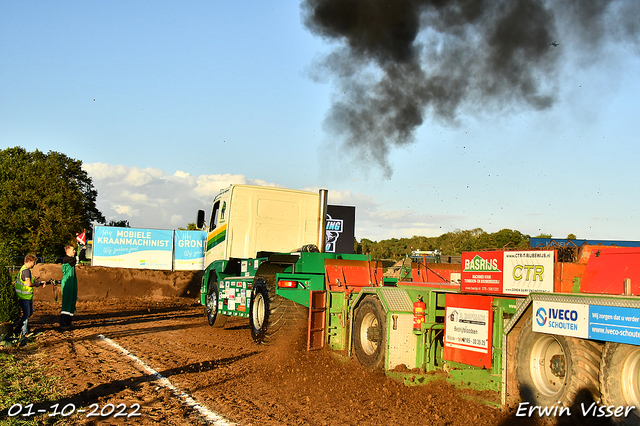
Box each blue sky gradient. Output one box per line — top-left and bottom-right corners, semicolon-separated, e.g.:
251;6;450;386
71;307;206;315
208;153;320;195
2;1;639;242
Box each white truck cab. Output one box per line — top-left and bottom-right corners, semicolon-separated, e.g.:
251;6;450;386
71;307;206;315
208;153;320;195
201;185;327;268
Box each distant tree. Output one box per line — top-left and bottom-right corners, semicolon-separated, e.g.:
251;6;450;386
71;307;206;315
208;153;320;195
534;233;553;238
353;227;533;259
567;233;577;240
359;238;376;256
493;229;529;248
0;147;105;257
178;223;198;231
107;219;130;228
434;228;487;255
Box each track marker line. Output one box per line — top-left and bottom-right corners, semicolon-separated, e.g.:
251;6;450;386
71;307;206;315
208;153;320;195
97;334;234;425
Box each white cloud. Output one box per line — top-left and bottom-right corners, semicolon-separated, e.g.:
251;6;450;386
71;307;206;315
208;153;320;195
170;214;183;226
124;167;163;187
173;170;192;180
84;163;215;228
84;163;163;187
193;173;248;199
83;163;126;180
121;191;150;204
83;164;284;229
113;204;139;217
356;209;465;241
83;162;457;240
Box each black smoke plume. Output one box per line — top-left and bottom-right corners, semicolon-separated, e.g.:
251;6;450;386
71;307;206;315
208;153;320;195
302;0;639;177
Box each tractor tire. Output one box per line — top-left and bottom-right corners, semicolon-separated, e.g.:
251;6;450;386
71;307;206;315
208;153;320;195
600;342;640;425
515;317;602;409
249;276;306;344
353;296;387;370
205;277;228;328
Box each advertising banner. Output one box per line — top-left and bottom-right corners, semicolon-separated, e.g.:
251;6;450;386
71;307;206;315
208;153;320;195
462;250;555;295
533;301;640;345
503;251;554;295
588;305;640;345
461;251;503;293
174;230;207;271
532;300;590;338
92;226;174;270
443;294;493;369
326;205;355;254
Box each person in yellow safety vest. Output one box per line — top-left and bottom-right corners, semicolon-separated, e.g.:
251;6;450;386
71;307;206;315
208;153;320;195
60;245;78;331
14;254;46;337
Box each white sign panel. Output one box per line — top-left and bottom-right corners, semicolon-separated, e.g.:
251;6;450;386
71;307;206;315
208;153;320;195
445;306;490;353
503;251;554;295
532;300;589;338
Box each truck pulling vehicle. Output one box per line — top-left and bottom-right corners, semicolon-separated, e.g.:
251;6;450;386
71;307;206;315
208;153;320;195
198;185;640;423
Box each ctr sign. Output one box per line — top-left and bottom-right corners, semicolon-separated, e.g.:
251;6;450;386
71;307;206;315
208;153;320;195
513;264;544;282
462;250;555;295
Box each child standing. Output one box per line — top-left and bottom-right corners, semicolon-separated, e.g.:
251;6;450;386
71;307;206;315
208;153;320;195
60;245;78;331
14;254;46;337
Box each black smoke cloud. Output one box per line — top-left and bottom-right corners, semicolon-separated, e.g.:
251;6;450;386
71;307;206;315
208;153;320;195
302;0;639;177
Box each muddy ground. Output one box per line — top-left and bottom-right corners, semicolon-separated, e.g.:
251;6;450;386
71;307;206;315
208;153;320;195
3;298;552;426
1;265;549;425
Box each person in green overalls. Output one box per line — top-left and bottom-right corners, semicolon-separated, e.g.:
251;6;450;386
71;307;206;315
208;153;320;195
60;245;78;331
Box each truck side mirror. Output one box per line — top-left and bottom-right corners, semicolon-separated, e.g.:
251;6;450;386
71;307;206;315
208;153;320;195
197;210;206;230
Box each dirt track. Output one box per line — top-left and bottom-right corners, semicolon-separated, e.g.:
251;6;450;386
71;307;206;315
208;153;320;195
0;294;555;426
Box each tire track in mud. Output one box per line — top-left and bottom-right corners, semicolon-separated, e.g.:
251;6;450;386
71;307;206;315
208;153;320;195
29;298;531;426
32;299;226;425
98;334;235;425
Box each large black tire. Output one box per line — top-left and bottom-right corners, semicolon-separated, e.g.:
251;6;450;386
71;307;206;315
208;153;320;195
353;296;387;370
249;275;306;344
600;342;640;426
205;275;228;328
515;317;602;409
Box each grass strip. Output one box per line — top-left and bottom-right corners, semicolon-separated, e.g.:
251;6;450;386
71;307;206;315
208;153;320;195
0;349;66;426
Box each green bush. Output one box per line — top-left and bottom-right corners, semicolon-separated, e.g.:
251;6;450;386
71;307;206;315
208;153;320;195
0;262;20;325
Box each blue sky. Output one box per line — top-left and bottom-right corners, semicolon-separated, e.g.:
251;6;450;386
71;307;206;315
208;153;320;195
2;1;639;242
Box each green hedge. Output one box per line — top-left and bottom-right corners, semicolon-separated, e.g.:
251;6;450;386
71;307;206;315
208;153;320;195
0;262;20;325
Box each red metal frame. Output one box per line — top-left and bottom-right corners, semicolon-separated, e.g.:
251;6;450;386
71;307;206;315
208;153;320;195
324;259;384;295
580;247;640;295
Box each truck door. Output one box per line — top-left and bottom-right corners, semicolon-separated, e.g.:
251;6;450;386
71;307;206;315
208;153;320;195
204;196;228;267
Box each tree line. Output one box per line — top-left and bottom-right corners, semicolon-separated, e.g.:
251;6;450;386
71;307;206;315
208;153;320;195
0;147;130;259
354;228;533;260
0;147;106;258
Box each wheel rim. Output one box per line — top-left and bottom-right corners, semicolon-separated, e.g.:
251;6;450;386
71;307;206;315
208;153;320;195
206;289;218;320
621;347;640;407
359;312;379;355
530;335;565;396
252;293;265;329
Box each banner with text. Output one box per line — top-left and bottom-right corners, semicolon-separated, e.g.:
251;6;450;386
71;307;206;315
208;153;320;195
174;230;207;271
533;300;640;345
443;294;493;369
92;226;174;270
461;250;555;295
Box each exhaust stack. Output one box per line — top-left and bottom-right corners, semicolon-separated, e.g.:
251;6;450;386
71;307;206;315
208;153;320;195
317;189;328;253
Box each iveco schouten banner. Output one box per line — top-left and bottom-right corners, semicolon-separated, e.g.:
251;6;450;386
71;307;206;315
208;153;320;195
533;300;640;345
92;226;174;270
